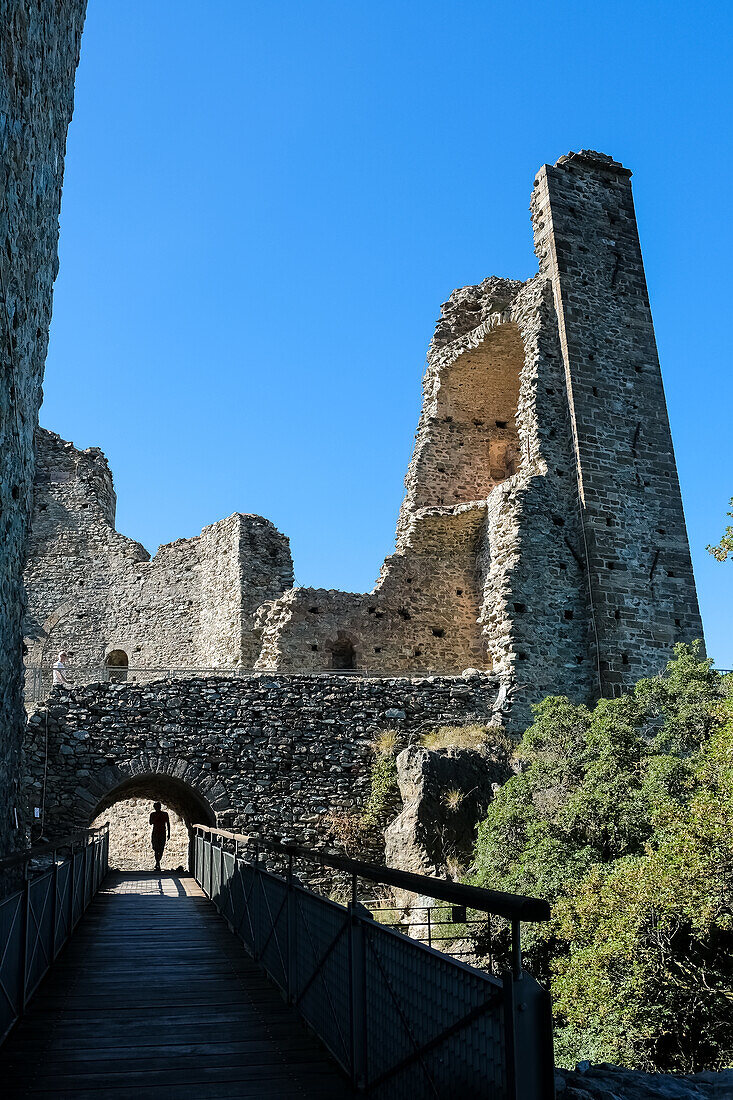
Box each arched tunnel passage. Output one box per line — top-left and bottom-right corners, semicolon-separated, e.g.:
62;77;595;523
89;773;216;873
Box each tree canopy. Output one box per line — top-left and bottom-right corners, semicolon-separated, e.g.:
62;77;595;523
470;644;733;1072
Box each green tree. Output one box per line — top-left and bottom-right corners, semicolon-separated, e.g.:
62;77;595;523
707;497;733;561
470;644;733;1071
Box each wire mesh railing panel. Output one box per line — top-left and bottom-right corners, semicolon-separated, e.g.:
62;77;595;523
229;860;256;952
220;850;237;926
24;871;54;1000
292;887;351;1072
71;851;85;928
0;893;23;1043
54;861;72;955
363;920;506;1097
210;846;222;908
253;872;288;992
0;829;108;1047
193;828;555;1099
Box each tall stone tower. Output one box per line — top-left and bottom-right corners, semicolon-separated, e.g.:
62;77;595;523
531;151;703;696
0;1;88;857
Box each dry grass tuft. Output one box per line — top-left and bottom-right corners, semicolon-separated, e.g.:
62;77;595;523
373;729;398;756
421;724;491;751
443;788;464;812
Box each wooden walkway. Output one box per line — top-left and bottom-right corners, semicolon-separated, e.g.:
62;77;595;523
0;872;353;1099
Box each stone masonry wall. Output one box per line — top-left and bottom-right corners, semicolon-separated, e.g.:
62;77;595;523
532;150;705;693
0;1;87;858
24;428;294;676
24;673;499;849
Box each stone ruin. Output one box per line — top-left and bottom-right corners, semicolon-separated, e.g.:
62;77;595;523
24;151;705;729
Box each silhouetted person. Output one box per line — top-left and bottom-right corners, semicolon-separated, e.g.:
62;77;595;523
149;801;170;871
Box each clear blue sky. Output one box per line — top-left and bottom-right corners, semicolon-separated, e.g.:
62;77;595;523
42;0;733;667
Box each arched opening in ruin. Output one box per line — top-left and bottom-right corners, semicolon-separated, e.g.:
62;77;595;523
105;649;129;683
328;632;356;670
89;773;215;873
424;321;526;507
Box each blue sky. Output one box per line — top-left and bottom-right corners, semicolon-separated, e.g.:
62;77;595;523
43;0;733;666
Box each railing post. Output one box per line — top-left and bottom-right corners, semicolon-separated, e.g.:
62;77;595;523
82;836;89;910
219;836;225;914
67;840;74;935
348;897;368;1090
511;918;522;980
51;850;59;961
286;852;296;1003
19;862;30;1013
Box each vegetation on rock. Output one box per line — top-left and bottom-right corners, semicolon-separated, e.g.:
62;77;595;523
470;644;733;1073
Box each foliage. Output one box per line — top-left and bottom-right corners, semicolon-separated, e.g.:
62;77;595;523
707;497;733;562
361;750;398;830
469;643;733;1072
326;731;399;854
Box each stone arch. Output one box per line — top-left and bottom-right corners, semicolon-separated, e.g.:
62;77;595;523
421;320;527;508
105;648;129;682
89;770;217;871
328;631;356;670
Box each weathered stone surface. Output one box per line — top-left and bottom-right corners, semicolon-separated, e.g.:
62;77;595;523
22;152;704;734
385;743;509;892
0;0;87;859
24;428;293;674
556;1064;733;1098
24;673;499;850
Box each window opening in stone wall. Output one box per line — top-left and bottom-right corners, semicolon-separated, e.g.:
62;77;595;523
423;321;526;507
105;649;129;683
329;633;356;671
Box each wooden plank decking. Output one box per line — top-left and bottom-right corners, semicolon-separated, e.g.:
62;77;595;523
0;871;353;1099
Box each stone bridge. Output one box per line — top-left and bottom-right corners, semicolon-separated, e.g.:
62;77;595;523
24;672;500;862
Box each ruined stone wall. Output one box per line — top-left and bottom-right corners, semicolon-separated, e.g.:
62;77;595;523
22;151;705;733
24;672;499;846
532;150;705;693
24;428;293;677
0;1;87;857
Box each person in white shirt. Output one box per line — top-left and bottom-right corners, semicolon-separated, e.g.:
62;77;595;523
52;652;73;689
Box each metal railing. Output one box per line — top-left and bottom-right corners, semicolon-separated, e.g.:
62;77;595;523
194;826;554;1099
0;825;109;1044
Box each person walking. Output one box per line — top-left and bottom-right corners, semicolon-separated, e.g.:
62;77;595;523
149;801;170;871
52;651;73;689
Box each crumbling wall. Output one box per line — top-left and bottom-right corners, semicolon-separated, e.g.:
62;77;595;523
24;428;293;677
0;0;87;857
23;151;705;731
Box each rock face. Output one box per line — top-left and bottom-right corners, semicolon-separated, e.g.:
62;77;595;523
0;0;87;859
384;743;510;888
557;1064;733;1099
23;673;499;851
23;153;705;732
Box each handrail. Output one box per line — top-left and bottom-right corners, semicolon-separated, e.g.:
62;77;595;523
0;824;109;872
193;824;550;923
